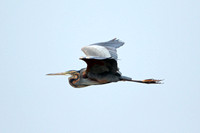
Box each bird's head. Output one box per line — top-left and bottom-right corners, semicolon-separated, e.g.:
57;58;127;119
47;70;83;88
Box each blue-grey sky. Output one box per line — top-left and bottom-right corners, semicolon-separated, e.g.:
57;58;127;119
1;0;200;133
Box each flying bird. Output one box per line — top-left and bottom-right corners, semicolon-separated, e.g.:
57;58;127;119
47;38;162;88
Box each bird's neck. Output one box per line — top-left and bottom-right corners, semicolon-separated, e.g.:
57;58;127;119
68;73;80;88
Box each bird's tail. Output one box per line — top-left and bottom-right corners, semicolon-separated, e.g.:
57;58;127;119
120;76;163;84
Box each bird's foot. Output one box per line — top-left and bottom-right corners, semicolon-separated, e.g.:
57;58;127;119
142;79;163;84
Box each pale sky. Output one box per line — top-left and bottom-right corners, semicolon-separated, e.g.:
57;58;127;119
1;0;200;133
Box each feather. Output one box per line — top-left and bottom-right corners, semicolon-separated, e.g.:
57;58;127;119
81;38;124;60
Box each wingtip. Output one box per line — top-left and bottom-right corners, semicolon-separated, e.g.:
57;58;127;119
109;38;125;45
111;38;117;41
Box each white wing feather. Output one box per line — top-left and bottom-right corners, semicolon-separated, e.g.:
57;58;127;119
81;38;124;60
81;45;111;58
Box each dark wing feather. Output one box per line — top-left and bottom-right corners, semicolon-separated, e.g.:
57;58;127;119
80;57;120;82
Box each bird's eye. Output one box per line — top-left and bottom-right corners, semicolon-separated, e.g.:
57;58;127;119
73;74;78;79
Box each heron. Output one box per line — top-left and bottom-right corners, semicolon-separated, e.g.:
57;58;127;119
47;38;162;88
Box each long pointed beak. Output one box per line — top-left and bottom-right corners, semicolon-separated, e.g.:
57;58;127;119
46;72;70;76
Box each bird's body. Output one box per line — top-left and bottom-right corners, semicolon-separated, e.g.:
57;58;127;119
47;38;162;88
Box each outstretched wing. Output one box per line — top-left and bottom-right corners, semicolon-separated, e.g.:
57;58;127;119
80;57;119;74
80;57;120;82
81;38;124;60
80;38;124;82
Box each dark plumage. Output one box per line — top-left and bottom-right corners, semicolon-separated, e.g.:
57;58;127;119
47;38;162;88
